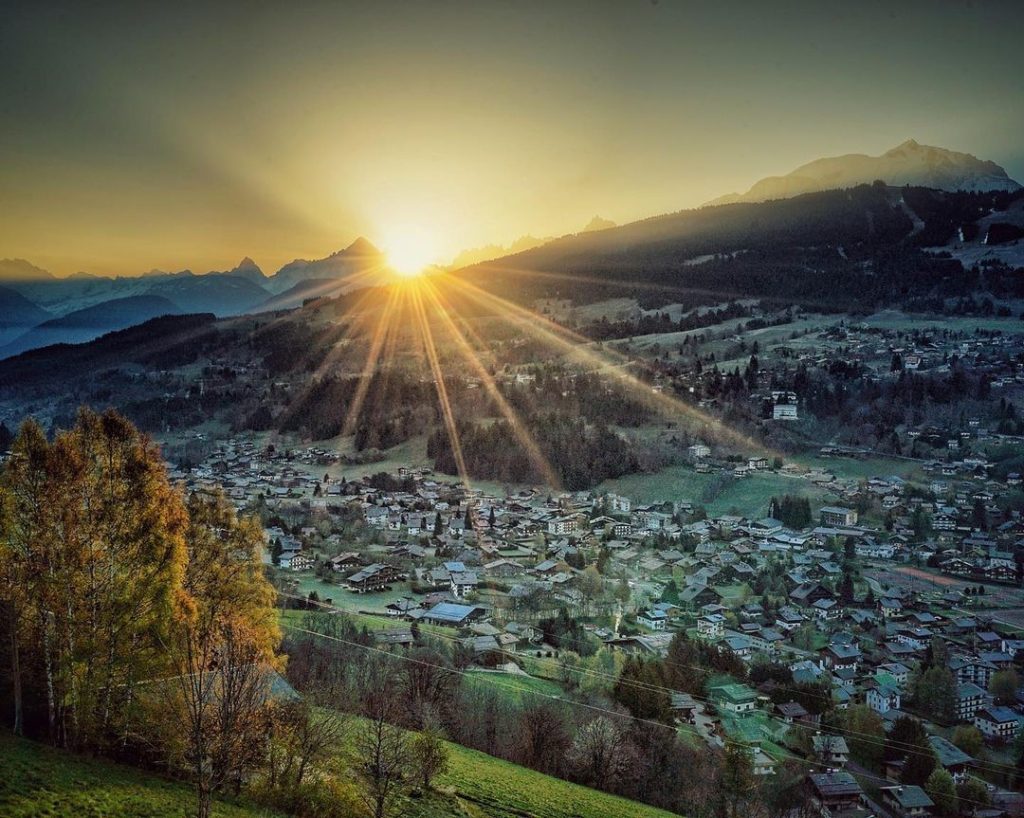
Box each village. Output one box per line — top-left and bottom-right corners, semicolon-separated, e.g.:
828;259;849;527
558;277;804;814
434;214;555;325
166;421;1024;818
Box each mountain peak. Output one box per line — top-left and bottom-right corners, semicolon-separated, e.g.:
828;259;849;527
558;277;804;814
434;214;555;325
343;237;381;256
226;256;266;282
706;141;1021;206
0;258;55;282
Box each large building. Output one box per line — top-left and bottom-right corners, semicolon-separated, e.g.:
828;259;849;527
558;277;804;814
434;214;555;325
820;506;858;527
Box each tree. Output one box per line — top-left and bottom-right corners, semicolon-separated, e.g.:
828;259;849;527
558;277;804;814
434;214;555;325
660;578;680;604
266;699;348;792
951;724;984;758
915;665;956;723
352;663;411;818
990;669;1020;705
568;717;626;790
924;768;957;816
579;565;604;614
0;410;191;751
515;701;570;775
956;777;989;810
716;741;756;818
163;491;281;818
887;716;937;785
410;727;449;791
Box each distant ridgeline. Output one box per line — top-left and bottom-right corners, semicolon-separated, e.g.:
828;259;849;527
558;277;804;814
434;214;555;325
456;184;1024;310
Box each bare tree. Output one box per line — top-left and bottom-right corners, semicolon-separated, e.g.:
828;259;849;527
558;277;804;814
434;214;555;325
515;701;570;776
352;661;411;818
168;621;271;818
567;716;626;790
267;697;348;790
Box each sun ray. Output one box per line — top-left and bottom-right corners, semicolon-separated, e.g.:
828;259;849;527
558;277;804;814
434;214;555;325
408;282;470;488
341;284;403;436
420;277;561;488
438;272;771;455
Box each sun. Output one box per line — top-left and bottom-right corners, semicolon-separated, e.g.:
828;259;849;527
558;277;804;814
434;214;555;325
383;226;439;278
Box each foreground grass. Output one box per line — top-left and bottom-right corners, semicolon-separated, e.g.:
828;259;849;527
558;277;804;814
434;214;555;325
428;738;681;818
0;732;278;818
1;724;681;818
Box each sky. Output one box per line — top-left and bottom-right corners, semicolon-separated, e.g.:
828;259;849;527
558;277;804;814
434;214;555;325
1;0;1023;278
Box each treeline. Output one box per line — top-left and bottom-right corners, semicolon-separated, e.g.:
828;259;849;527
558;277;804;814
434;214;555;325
274;371;436;444
504;368;654;428
901;186;1024;247
768;495;812;528
0;409;285;818
579;301;753;341
427;415;640;489
458;184;984;310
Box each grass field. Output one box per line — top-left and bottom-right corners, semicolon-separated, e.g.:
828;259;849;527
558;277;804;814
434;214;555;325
410;731;682;818
599;465;836;518
0;733;278;818
1;720;683;818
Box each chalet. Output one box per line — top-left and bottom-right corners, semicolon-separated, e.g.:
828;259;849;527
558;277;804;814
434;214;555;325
950;656;998;689
546;515;577;536
752;628;785;655
723;635;752;660
670;692;699;723
877;662;910;688
866;681;901;714
710;683;758;715
821;643;860;673
879;597;904;619
450;571;479;598
773;403;798;421
482;558;524;578
776;607;805;631
697;613;726;640
881;785;933;818
422;602;487;627
346;563;400;593
637;609;668;631
928;736;973;783
790;583;831;608
812;598;841;621
775;701;810;725
280;552;315;571
680;583;717;610
806;772;863;816
812;734;850;767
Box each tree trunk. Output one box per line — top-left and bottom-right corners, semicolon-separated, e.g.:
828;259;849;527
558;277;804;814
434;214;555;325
42;608;57;744
8;602;22;736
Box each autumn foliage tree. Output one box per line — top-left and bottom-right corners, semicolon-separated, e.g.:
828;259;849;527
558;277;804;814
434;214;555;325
0;410;281;818
0;410;189;750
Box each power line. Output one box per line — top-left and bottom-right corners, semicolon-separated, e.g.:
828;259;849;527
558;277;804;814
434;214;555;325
280;619;1006;813
276;592;1022;781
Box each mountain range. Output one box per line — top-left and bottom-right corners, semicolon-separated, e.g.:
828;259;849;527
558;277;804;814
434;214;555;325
1;142;1021;361
706;139;1022;206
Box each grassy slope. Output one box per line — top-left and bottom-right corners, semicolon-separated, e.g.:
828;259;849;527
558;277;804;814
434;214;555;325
423;738;681;818
1;726;681;818
0;733;278;818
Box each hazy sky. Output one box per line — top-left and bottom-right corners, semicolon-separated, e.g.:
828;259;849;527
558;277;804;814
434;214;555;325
2;0;1023;277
